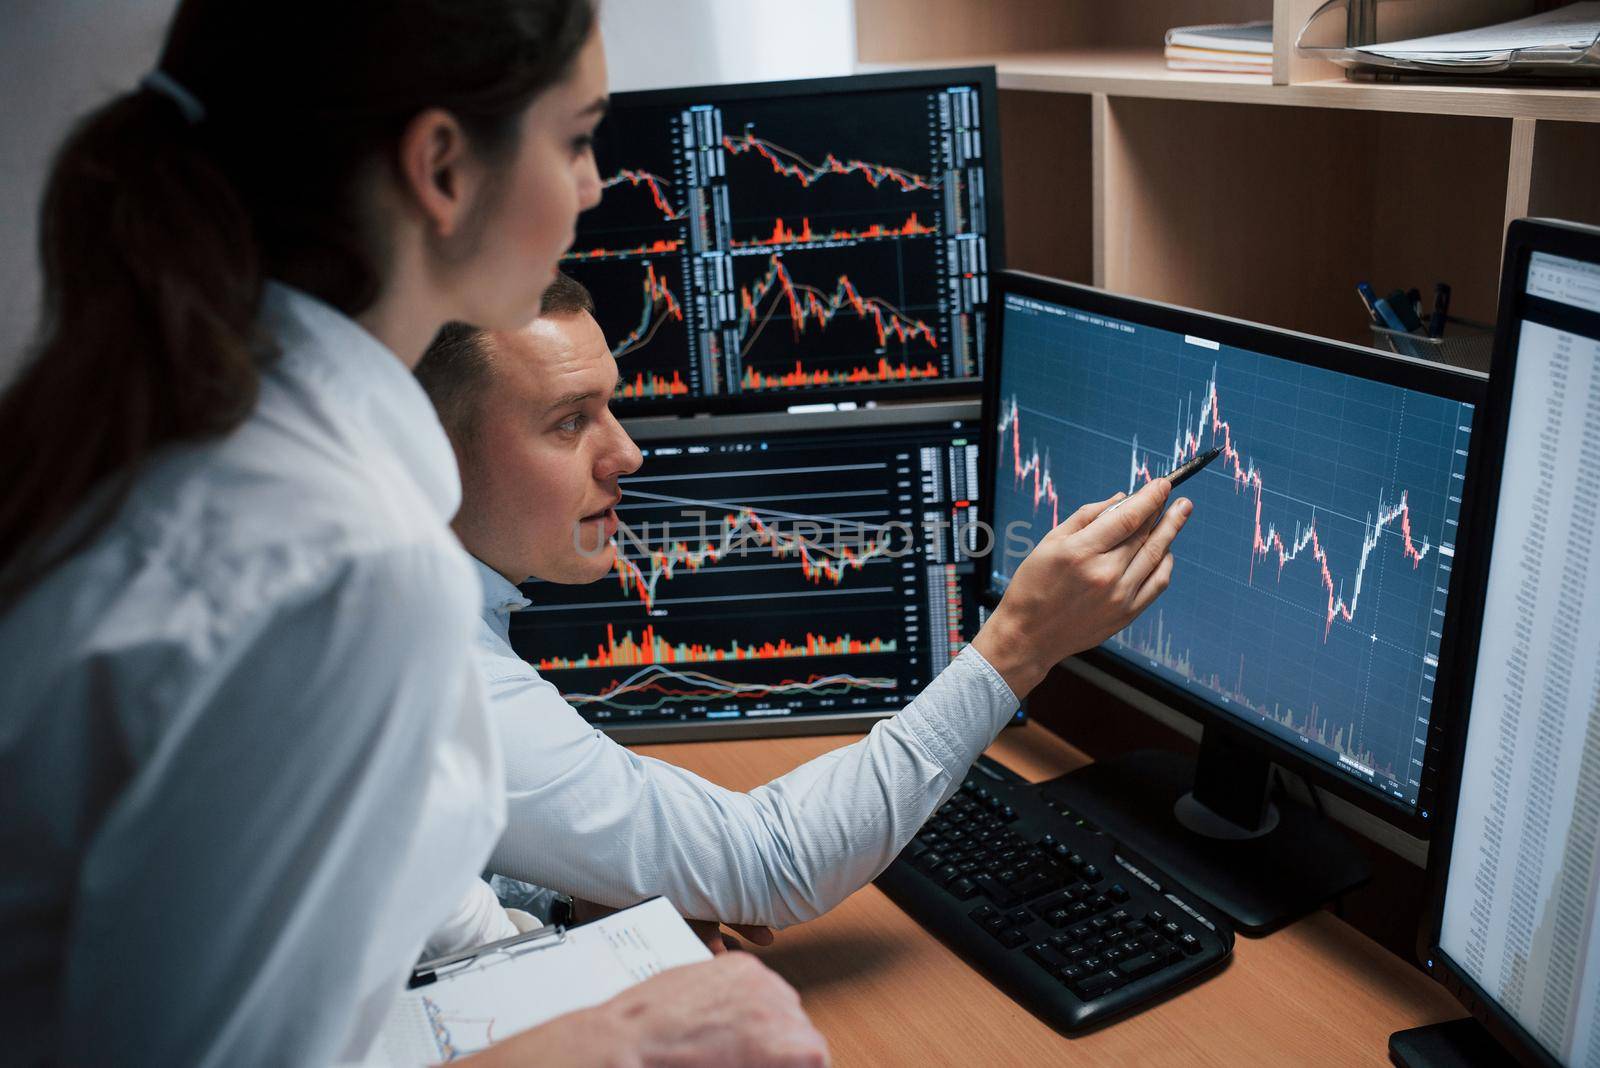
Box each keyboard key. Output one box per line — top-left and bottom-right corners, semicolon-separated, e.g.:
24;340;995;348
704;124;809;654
1116;952;1163;980
1064;881;1093;901
1067;902;1093;922
1083;935;1106;952
1058;964;1085;983
1030;890;1072;918
1119;940;1143;956
1066;852;1086;870
1072;971;1122;1000
972;875;1018;907
1000;805;1017;822
1049;934;1075;951
949;877;979;900
1067;923;1092;941
1011;873;1058;900
1109;909;1132;927
1180;933;1203;955
1006;908;1033;928
935;864;962;886
1090;916;1113;933
1081;956;1105;973
968;904;997;924
996;926;1029;949
912;850;944;873
1108;883;1131;902
1161;921;1184;941
1045;909;1071;929
1146;909;1168;926
981;914;1008;936
1026;942;1068;971
1081;864;1102;882
1089;895;1111;913
1103;947;1126;964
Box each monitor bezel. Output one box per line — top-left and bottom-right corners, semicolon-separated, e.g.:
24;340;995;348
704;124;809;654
1414;218;1600;1068
519;401;1019;743
976;269;1489;839
578;65;1005;418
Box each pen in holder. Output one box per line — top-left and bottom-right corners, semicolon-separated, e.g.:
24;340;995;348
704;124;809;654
1369;316;1494;372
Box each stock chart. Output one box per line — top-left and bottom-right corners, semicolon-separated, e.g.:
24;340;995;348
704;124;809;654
565;75;993;407
989;294;1476;806
511;420;985;728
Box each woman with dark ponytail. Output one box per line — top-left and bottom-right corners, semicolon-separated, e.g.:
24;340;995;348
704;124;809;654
0;3;827;1065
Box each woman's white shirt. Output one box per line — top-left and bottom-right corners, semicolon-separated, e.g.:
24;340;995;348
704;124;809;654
0;283;505;1066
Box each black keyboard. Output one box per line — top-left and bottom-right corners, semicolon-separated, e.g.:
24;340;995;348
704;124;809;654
874;755;1233;1033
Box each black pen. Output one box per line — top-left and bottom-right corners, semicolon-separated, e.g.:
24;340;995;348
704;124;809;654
1107;446;1221;513
1167;446;1222;491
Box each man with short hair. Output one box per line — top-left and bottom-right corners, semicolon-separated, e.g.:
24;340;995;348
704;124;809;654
414;273;1185;952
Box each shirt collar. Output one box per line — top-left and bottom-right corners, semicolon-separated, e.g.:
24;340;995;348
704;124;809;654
474;556;531;634
258;280;461;522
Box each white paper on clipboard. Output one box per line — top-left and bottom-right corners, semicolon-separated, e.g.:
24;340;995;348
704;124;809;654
371;897;711;1065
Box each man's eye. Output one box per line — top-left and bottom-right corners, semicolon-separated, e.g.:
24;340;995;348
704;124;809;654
558;413;586;433
572;135;594;155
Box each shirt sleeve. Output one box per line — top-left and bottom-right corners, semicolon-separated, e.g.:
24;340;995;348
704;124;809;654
60;544;495;1068
426;880;520;957
487;645;1018;929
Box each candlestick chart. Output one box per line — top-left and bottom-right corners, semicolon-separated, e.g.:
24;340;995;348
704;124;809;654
988;294;1475;805
560;76;994;407
511;420;984;727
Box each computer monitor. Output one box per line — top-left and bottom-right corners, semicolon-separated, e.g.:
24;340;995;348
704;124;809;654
508;403;1010;742
980;272;1488;931
1401;219;1600;1068
565;67;1002;414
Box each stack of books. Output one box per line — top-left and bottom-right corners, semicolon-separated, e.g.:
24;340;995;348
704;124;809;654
1164;21;1273;75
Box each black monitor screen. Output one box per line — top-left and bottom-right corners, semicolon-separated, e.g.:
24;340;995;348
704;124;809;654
510;414;992;736
565;68;997;412
1437;242;1600;1067
987;288;1477;811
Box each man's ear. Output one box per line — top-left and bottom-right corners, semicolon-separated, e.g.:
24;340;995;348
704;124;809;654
396;107;478;239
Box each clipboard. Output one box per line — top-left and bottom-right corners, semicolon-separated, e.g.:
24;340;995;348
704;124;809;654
372;896;711;1066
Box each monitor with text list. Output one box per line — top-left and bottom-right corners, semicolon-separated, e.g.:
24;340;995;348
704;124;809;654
1410;219;1600;1068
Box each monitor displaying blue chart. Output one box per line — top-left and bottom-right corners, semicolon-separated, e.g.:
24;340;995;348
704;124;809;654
988;290;1477;810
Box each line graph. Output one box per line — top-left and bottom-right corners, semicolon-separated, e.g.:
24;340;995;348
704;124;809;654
601;168;685;221
989;294;1474;803
736;253;939;358
612;505;893;611
613;261;684;358
721;129;938;192
565;237;684;262
561;664;897;712
617;370;689;399
997;396;1062;529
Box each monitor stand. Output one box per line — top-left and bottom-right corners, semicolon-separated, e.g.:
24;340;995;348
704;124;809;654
1037;730;1371;934
1389;1019;1518;1067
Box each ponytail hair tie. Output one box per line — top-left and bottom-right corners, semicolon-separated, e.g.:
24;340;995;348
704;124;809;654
141;69;206;125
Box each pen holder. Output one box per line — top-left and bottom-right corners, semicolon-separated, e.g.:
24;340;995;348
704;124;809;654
1369;316;1494;372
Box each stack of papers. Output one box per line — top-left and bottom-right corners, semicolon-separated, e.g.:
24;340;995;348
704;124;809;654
1165;21;1273;75
1354;2;1600;66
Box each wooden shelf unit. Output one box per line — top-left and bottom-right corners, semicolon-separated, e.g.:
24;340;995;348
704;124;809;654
856;0;1600;353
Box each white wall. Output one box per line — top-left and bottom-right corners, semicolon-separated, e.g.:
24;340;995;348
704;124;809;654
0;0;856;385
0;0;178;384
600;0;855;92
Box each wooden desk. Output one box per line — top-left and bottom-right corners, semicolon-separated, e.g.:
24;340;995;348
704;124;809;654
635;723;1466;1066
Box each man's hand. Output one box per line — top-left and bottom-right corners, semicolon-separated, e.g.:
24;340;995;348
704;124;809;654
972;478;1191;698
687;917;776;955
464;953;828;1067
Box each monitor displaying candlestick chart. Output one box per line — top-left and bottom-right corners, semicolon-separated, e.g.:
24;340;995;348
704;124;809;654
984;279;1482;813
509;409;1001;740
565;67;1000;412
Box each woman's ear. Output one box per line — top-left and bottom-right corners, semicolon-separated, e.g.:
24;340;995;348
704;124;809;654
395;107;478;239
